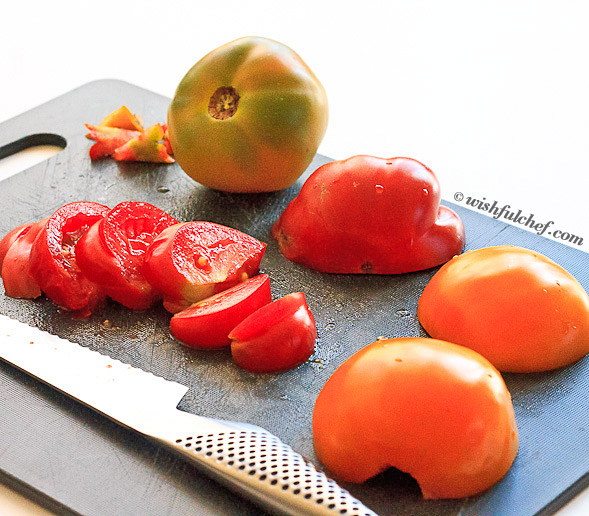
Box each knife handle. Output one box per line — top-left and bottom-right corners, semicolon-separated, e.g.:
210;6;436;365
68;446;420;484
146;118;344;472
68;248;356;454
153;411;378;516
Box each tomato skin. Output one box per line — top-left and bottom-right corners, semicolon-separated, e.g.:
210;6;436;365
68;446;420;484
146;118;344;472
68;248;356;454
171;274;271;349
418;245;589;372
312;338;519;499
143;222;267;313
76;202;178;310
29;202;109;315
168;36;328;193
229;292;317;373
272;156;465;273
0;223;33;273
1;220;46;299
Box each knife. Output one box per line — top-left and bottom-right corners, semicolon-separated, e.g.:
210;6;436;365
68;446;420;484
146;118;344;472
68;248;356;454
0;314;377;516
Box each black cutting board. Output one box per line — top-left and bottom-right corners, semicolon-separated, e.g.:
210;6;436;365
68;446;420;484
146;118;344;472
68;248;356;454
0;80;588;516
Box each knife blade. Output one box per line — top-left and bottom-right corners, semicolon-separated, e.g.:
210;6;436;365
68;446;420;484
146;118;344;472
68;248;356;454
0;314;377;516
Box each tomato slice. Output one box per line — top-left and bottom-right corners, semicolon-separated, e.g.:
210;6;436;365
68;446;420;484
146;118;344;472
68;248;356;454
229;292;317;373
29;202;109;316
0;223;33;272
144;221;267;313
1;220;46;298
171;274;271;348
76;202;178;310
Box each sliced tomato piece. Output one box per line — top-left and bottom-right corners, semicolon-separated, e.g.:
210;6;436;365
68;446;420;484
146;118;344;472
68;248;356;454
229;292;317;373
76;202;178;310
1;219;47;298
144;221;267;313
85;124;141;161
113;124;175;163
97;105;144;131
171;274;271;348
0;223;33;272
29;202;109;316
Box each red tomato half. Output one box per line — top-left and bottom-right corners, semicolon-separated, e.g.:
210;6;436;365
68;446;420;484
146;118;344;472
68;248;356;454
313;338;519;499
272;156;465;273
1;220;46;299
29;202;109;316
144;222;267;313
229;292;317;373
76;202;178;310
0;223;33;272
171;274;272;348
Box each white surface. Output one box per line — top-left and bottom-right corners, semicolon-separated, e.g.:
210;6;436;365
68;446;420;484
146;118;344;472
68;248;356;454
1;1;588;514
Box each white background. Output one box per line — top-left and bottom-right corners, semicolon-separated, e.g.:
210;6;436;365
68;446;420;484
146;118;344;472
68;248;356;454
1;1;588;514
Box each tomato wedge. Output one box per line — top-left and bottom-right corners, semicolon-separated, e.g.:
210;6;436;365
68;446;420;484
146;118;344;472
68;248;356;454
76;202;178;310
229;292;317;373
0;223;33;272
144;222;267;313
171;274;272;348
1;220;46;299
29;202;109;316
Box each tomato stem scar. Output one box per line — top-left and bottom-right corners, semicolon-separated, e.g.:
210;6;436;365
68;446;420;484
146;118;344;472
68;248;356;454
208;86;240;120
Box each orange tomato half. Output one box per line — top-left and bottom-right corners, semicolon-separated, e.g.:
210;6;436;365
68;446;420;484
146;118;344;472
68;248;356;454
312;338;519;499
418;245;589;372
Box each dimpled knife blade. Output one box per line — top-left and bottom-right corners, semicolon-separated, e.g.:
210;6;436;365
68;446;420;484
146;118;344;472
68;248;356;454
0;315;377;516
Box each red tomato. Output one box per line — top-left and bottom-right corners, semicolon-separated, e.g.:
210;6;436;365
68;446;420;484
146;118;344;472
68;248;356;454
1;220;46;299
144;221;267;313
171;274;272;348
76;202;178;310
313;338;519;499
0;223;33;272
272;156;465;273
418;245;589;372
29;202;109;316
229;292;317;373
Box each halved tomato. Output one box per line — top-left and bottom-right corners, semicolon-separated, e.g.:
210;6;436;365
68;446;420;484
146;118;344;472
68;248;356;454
29;202;109;316
143;221;267;313
76;202;178;310
171;274;271;348
229;292;317;373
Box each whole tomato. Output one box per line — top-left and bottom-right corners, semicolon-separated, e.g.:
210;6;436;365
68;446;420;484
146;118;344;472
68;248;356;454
272;156;465;273
418;245;589;372
313;338;519;499
167;37;328;193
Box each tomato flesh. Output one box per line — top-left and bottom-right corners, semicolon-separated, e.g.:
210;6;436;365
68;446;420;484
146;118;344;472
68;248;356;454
144;221;267;313
272;156;465;273
171;274;271;348
29;202;109;315
418;245;589;372
76;202;178;310
229;292;317;373
1;220;46;299
312;338;519;499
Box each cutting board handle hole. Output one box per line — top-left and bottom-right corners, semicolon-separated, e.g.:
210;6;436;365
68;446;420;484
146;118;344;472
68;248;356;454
0;133;66;182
